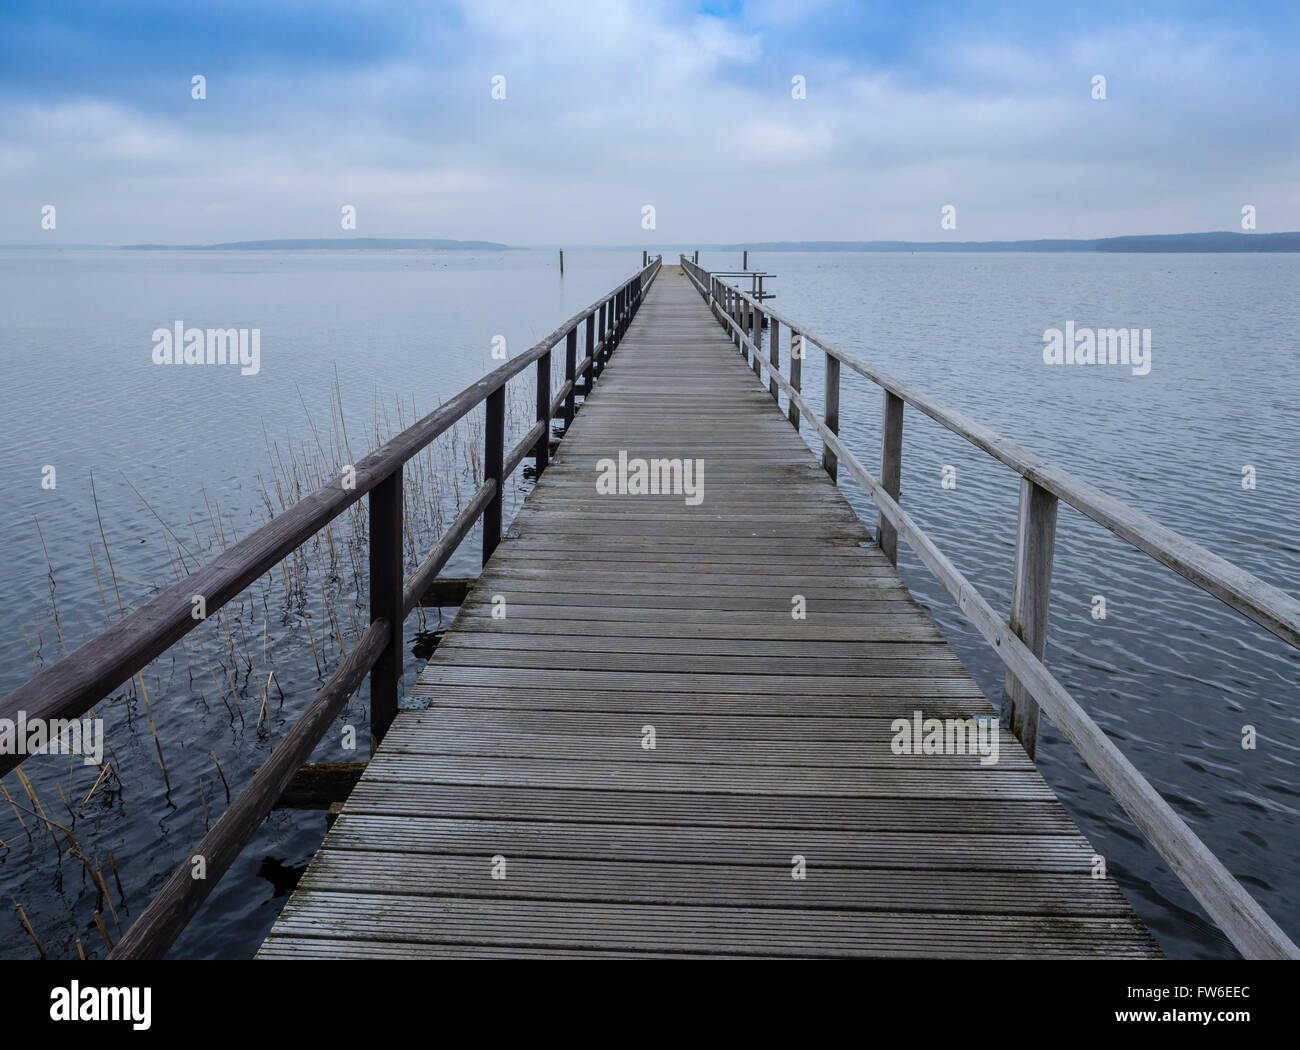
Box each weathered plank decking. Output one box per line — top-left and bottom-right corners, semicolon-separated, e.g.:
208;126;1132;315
259;267;1159;959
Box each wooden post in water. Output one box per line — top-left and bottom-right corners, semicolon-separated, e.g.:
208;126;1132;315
564;328;577;425
483;387;505;565
879;392;904;564
1006;478;1058;760
768;316;780;402
789;329;802;430
694;250;699;263
368;469;403;750
743;250;748;270
823;355;840;481
535;348;551;475
559;249;564;275
642;250;648;267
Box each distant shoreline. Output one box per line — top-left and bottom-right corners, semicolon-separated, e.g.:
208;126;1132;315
4;231;1300;252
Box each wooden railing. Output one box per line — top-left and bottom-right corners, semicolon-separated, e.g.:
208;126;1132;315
681;255;1300;961
0;256;662;958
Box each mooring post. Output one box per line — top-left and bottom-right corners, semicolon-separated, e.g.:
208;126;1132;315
1007;478;1058;761
823;354;840;481
743;250;748;270
642;250;647;267
535;348;551;475
368;467;403;751
564;328;577;426
789;328;802;430
768;316;780;402
483;386;505;565
879;391;904;564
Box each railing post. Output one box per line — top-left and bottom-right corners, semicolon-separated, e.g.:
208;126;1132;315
752;304;763;379
1006;478;1058;761
564;328;577;425
535;348;551;475
823;354;840;481
768;316;780;402
789;328;802;430
584;313;595;393
596;301;608;377
879;391;904;564
482;386;505;565
368;467;402;751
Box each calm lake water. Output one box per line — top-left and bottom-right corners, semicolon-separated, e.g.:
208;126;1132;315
1;249;1296;958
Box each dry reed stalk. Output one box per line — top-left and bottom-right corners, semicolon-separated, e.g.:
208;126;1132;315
209;751;230;802
135;674;171;794
93;910;113;952
90;471;125;616
197;775;210;829
12;898;45;958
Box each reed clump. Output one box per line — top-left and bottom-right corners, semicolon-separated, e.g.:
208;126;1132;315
2;376;536;957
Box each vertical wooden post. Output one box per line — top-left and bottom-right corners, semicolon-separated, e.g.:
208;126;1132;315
535;349;551;475
768;316;780;402
694;250;699;264
752;305;764;380
368;467;403;751
564;328;577;425
1007;478;1058;761
596;301;608;377
584;314;595;394
823;354;840;481
788;329;802;430
642;250;647;267
483;386;505;566
743;250;748;270
559;249;564;275
879;391;904;565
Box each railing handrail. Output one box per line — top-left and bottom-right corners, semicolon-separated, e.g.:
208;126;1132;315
682;256;1300;651
682;254;1299;960
0;256;662;755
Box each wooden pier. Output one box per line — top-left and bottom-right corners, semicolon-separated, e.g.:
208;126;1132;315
5;258;1296;960
258;270;1158;958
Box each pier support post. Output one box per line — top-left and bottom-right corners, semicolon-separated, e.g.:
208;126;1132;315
768;316;780;402
1006;478;1058;761
483;386;505;566
823;355;840;481
564;328;577;425
535;348;551;475
879;391;904;564
368;468;403;751
789;328;802;430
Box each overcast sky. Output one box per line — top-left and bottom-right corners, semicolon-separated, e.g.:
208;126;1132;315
3;0;1298;245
